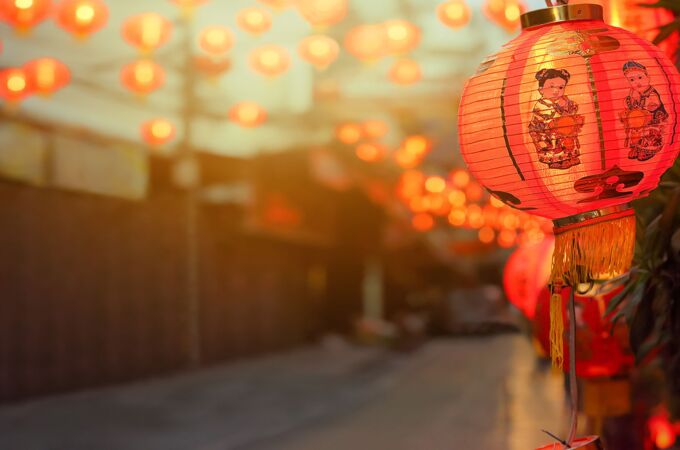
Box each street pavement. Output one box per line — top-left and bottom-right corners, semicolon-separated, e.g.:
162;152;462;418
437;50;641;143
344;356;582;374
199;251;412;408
0;336;567;450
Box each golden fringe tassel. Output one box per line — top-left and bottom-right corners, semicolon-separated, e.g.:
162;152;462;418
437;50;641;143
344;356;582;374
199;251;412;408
549;286;564;369
548;214;636;368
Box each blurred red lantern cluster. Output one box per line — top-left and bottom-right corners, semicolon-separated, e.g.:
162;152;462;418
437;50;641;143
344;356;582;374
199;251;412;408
394;135;432;168
0;57;71;104
335;120;391;163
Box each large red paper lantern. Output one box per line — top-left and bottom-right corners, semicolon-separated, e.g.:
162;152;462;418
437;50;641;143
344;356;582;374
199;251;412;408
345;24;387;63
56;0;108;38
229;102;267;128
296;0;347;29
503;236;554;319
249;45;290;78
236;7;272;36
120;60;165;95
198;26;234;56
0;67;32;103
122;13;172;54
459;4;680;295
298;35;339;70
437;0;471;29
0;0;51;31
24;58;70;96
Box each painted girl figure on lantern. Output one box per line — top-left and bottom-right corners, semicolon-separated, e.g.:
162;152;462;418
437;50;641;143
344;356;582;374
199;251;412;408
620;60;668;161
529;68;585;170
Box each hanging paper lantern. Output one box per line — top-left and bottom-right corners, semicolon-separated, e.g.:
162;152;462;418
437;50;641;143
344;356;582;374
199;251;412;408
236;7;272;35
355;142;387;162
298;35;339;70
483;0;526;33
141;118;176;147
437;0;471;29
335;122;362;144
0;67;32;103
572;0;678;60
384;20;421;55
199;26;234;56
257;0;290;11
296;0;347;29
193;55;231;80
229;102;267;128
122;13;172;54
503;236;554;319
0;0;51;31
24;58;70;96
412;213;435;232
458;4;680;369
120;60;165;95
168;0;208;18
344;24;387;63
56;0;108;38
389;58;422;85
249;45;290;78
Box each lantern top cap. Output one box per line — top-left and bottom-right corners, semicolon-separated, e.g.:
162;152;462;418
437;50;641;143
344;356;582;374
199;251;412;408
521;3;603;29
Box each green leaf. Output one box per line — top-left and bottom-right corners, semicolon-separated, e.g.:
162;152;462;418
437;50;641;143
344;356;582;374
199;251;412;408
604;280;636;317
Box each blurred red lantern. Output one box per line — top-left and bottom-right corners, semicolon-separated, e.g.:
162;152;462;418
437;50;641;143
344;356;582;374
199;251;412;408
389;58;422;85
24;57;70;95
503;236;554;319
257;0;290;10
648;408;679;449
168;0;208;17
0;67;32;103
0;0;51;31
298;35;339;70
120;60;165;95
344;24;387;62
193;55;231;79
56;0;108;38
362;119;388;139
355;142;387;162
425;176;446;194
229;102;267;128
482;0;525;33
384;19;421;54
296;0;347;29
534;285;634;378
122;13;172;54
335;122;362;144
478;226;495;243
412;213;435;232
236;7;272;35
437;0;471;29
249;45;290;77
459;4;680;301
141;118;176;146
199;26;234;56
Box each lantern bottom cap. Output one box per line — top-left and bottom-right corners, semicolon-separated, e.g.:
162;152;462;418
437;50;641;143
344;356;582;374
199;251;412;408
552;203;632;230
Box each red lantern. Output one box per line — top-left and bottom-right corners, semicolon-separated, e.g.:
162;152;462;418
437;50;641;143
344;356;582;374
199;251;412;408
249;45;290;78
199;26;234;56
229;102;267;128
482;0;526;33
24;58;70;96
335;122;362;144
362;119;388;139
345;24;387;63
459;3;680;293
120;60;165;95
0;67;32;103
56;0;108;38
384;19;421;54
0;0;51;31
389;58;422;85
355;142;387;162
503;236;553;319
257;0;290;10
122;13;172;54
296;0;347;29
437;0;471;29
298;35;339;70
141;118;176;147
168;0;208;17
236;7;272;36
193;56;231;80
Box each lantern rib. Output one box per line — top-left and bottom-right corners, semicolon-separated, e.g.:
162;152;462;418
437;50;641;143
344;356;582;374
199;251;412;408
500;77;526;180
657;56;678;146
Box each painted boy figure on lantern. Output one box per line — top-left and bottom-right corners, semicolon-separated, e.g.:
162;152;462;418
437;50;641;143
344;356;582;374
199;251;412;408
620;61;668;161
529;68;585;170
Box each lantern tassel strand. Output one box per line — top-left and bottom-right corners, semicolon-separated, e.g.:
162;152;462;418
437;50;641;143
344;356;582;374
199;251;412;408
549;285;564;369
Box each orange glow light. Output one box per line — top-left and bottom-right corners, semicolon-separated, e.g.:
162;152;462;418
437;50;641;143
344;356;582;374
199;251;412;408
236;7;272;35
229;101;267;128
437;0;471;29
257;0;290;10
335;122;363;145
497;229;517;248
120;60;165;95
479;226;495;243
425;176;446;194
249;45;290;77
355;142;387;162
345;24;387;62
199;26;234;56
450;169;470;188
296;0;347;28
403;135;432;156
0;68;32;102
0;0;51;31
141;118;176;146
24;58;70;95
412;213;435;232
299;34;340;70
389;58;422;85
362;120;388;140
483;0;526;33
122;13;172;54
56;0;108;38
448;208;466;226
384;19;421;54
394;149;419;169
448;189;466;207
465;182;484;202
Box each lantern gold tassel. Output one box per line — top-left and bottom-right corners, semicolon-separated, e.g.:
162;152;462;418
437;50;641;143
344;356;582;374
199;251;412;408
549;284;564;369
551;209;636;286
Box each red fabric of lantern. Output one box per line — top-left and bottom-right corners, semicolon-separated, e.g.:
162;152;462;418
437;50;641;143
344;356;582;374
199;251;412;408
503;235;554;319
56;0;109;38
459;4;680;290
